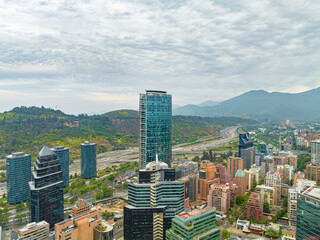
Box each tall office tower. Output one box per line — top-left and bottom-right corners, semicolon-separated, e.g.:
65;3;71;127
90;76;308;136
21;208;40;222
17;221;50;240
166;207;220;240
311;140;320;164
177;160;198;178
125;160;184;240
124;205;167;240
51;146;69;188
29;146;64;229
139;90;172;169
296;186;320;240
227;157;244;180
239;133;253;156
239;133;255;170
6;152;31;205
81;141;97;179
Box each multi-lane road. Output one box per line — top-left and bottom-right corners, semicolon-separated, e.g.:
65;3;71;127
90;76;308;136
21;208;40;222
0;126;239;195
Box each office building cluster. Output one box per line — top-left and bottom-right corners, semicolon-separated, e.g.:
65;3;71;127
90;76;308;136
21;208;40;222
5;90;320;240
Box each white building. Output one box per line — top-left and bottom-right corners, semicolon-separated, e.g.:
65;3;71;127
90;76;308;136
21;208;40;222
311;140;320;164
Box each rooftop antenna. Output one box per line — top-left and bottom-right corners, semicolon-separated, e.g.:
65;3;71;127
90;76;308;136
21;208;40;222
156;153;159;163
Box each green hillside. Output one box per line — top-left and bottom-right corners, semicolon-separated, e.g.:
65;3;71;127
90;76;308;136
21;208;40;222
0;106;257;160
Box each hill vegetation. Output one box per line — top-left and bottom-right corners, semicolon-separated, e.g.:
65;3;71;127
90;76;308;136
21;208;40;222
0;106;257;160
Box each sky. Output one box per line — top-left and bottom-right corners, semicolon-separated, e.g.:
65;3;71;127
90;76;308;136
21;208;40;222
0;0;320;114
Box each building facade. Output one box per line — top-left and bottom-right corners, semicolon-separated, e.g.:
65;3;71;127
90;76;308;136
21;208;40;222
51;146;69;188
197;161;219;201
166;207;220;240
233;169;246;196
177;161;198;178
124;205;167;240
29;146;64;229
139;90;172;169
305;163;320;185
6;152;31;205
55;209;101;240
81;141;97;179
227;157;243;180
17;221;49;240
207;184;231;213
311;140;320;164
245;192;263;221
296;186;320;240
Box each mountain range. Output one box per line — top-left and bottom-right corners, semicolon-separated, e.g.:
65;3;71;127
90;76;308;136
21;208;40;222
174;87;320;121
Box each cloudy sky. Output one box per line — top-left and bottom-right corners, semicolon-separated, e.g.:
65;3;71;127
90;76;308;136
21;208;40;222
1;0;320;114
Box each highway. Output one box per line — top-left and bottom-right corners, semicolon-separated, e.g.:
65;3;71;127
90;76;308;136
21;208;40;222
0;126;239;195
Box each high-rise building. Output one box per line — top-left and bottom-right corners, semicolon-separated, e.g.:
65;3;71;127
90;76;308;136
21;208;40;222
55;207;101;240
81;141;97;179
197;161;219;201
233;169;246;195
245;192;263;221
305;163;320;185
139;90;172;169
124;205;167;240
29;146;64;229
227;157;243;180
239;133;253;156
51;146;69;188
6;152;31;205
311;140;320;164
166;207;220;240
240;147;255;170
296;186;320;240
177;160;198;178
215;164;230;184
256;185;275;207
257;144;269;155
265;171;281;206
293;171;305;187
125;160;184;239
277;165;294;185
239;133;255;170
17;221;49;240
207;184;231;213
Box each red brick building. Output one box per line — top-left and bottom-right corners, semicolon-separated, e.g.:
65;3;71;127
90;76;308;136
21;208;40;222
245;192;263;221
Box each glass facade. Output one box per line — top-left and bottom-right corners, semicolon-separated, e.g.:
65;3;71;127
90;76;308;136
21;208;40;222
296;193;320;240
124;205;167;240
239;133;253;157
139;90;172;169
166;207;220;240
29;146;64;229
6;152;31;205
52;146;69;188
81;141;97;179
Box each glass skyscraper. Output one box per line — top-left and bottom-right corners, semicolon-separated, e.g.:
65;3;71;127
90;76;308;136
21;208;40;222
139;90;172;169
29;146;64;229
81;141;97;179
51;146;69;188
296;186;320;240
6;152;31;205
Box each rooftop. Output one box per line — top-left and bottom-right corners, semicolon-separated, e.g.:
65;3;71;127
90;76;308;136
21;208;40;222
18;221;48;233
178;207;215;220
38;145;54;157
302;186;320;200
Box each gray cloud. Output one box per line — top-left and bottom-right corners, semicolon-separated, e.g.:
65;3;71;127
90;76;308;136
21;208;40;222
0;0;319;114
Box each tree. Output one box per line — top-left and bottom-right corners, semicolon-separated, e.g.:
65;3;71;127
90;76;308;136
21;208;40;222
263;201;270;213
222;230;231;239
236;195;245;205
0;208;9;226
15;202;25;212
229;218;235;225
102;211;115;220
2;193;5;198
15;212;27;224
